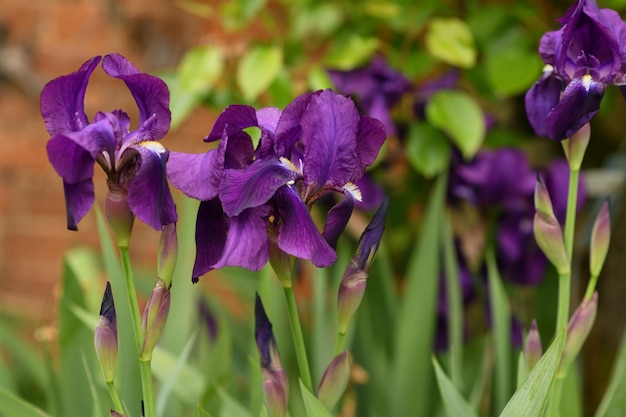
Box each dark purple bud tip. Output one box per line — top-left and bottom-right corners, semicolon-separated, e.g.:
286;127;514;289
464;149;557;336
355;196;389;270
100;281;116;323
255;293;275;369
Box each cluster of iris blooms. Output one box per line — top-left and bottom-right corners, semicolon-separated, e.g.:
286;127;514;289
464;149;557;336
40;0;618;415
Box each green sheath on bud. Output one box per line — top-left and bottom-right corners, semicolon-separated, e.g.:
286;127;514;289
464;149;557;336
158;223;178;288
141;278;171;360
95;282;118;383
534;174;555;218
560;292;598;376
534;212;570;275
105;189;135;248
590;199;611;278
562;123;590;171
524;320;542;372
317;350;351;410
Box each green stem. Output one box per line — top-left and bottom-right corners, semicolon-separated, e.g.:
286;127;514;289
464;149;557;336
584;274;599;301
335;332;346;356
283;284;314;392
140;359;155;417
119;246;154;417
548;168;580;417
107;380;125;416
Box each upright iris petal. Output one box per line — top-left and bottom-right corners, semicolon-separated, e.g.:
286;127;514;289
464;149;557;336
41;54;177;230
168;89;386;281
525;0;626;140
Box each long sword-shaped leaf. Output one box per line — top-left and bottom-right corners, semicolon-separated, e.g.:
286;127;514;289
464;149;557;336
499;329;566;417
433;357;479;417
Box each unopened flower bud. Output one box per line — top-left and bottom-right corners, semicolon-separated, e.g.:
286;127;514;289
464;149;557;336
534;212;570;275
141;279;171;360
534;174;555;218
560;292;597;376
269;241;293;288
562;123;590;171
590;199;610;278
95;282;118;383
337;198;388;334
255;293;288;417
158;223;178;288
110;411;123;417
317;350;351;410
524;320;542;372
105;189;135;247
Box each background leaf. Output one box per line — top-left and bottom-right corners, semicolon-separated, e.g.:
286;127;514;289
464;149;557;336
405;122;451;178
425;18;476;68
237;45;283;101
433;357;479;417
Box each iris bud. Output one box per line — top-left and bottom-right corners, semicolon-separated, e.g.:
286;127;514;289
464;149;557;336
590;199;610;278
560;292;598;376
141;278;171;360
158;223;178;288
533;211;570;275
105;189;135;247
562;123;590;171
317;350;351;410
95;282;118;383
524;320;542;372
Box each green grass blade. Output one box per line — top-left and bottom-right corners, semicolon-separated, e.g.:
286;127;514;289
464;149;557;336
499;329;566;417
0;388;51;417
433;357;479;417
299;380;333;417
486;249;513;414
391;173;447;417
595;328;626;417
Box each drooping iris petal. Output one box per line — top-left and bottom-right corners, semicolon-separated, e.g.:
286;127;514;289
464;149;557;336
302;89;359;188
212;206;271;271
204;104;258;142
168;150;223;201
546;77;604;140
102;54;171;141
525;71;564;138
220;159;298;217
126;142;178;230
275;186;337;267
322;192;355;249
193;198;228;282
539;30;562;68
40;56;101;136
63;179;96;231
46;119;116;183
351;116;386;182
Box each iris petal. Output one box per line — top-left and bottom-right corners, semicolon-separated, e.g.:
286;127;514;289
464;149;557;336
322;192;354;249
302;89;359;188
63;178;95;231
102;54;171;141
213;206;271;271
525;72;564;138
351;115;386;182
546;77;604;140
275;186;337;267
204;104;258;142
220;158;298;217
40;56;101;136
193;198;228;282
127;143;178;230
46;119;116;183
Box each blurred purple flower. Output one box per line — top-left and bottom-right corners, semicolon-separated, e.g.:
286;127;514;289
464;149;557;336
525;0;626;140
414;70;460;119
328;55;411;136
449;148;585;285
41;54;177;230
168;89;386;281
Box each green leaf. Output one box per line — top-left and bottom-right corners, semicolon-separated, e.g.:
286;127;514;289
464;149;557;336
499;329;566;417
426;90;485;160
217;387;252;417
433;357;479;417
425;18;476;68
595;327;626;417
487;250;513;414
390;173;447;417
405;122;451;178
198;404;215;417
152;345;205;405
259;405;269;417
0;388;51;417
179;45;224;92
237;45;283;101
308;66;334;91
486;49;542;97
324;35;379;70
300;380;333;417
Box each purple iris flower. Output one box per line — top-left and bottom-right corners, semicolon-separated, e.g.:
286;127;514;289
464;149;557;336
168;89;386;281
328;55;411;137
525;0;626;140
41;54;177;230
